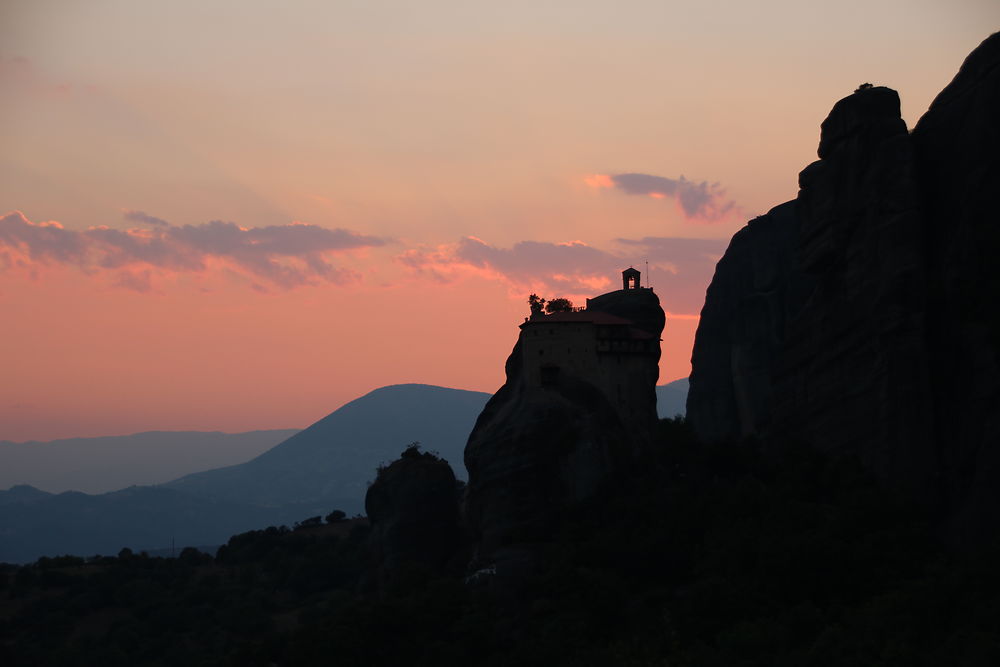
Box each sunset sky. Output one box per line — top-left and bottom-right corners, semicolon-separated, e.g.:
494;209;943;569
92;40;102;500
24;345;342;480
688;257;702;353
2;1;996;441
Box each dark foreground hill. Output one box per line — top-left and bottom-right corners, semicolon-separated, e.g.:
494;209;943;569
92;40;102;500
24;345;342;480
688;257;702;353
0;430;299;494
3;423;997;666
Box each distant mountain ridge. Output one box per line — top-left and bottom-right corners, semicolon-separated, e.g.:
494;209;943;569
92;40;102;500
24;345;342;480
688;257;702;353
165;379;688;512
0;429;299;494
164;384;494;512
0;384;492;562
656;378;688;419
0;484;306;563
0;380;689;563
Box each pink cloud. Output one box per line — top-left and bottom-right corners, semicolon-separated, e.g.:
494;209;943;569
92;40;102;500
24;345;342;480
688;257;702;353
122;209;169;227
398;235;728;315
0;211;385;290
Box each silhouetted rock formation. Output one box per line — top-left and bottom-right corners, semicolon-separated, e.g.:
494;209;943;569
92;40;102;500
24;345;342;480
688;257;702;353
688;33;1000;542
685;200;808;444
365;446;461;585
911;32;1000;540
464;272;664;572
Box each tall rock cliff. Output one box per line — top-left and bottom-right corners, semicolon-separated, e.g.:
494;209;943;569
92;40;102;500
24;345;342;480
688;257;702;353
688;33;1000;541
464;276;664;571
911;33;1000;538
364;446;461;587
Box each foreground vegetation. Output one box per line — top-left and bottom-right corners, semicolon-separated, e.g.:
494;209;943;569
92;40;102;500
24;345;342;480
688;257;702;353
2;419;998;666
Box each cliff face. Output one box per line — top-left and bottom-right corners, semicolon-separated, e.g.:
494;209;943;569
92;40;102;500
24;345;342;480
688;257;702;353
685;200;808;444
775;84;937;499
464;286;664;570
688;33;1000;539
911;33;1000;537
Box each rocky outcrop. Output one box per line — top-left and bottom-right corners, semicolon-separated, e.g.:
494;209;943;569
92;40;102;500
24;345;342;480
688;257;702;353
686;200;809;443
910;33;1000;540
364;446;461;585
464;283;664;572
773;83;937;499
586;286;666;340
688;33;1000;539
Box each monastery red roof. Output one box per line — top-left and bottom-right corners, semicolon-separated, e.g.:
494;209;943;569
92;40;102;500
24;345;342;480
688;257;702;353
521;310;635;326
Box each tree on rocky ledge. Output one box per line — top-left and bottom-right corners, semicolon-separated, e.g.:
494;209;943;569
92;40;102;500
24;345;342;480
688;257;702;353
544;297;574;313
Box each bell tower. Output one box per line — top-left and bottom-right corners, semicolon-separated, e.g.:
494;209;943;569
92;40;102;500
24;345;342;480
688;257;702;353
622;267;641;290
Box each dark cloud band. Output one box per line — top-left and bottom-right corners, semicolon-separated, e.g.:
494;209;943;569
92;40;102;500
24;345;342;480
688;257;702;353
0;210;384;291
399;235;728;315
122;210;169;227
594;172;737;221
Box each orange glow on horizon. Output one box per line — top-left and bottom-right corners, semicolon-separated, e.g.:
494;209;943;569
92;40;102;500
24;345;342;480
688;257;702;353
0;255;701;441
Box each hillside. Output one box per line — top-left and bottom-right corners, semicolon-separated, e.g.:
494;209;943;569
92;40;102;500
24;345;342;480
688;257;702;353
164;384;492;513
0;430;298;494
0;380;687;564
656;377;688;418
0;384;492;562
0;484;302;563
4;422;998;666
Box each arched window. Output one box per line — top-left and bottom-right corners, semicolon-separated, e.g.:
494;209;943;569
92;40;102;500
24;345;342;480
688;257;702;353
622;267;641;290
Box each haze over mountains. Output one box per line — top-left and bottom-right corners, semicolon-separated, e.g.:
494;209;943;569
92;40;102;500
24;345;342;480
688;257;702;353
0;380;688;563
656;377;688;419
164;384;491;511
0;429;299;494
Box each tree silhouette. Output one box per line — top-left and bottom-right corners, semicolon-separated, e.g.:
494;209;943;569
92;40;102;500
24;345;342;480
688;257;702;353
545;297;573;313
528;293;546;315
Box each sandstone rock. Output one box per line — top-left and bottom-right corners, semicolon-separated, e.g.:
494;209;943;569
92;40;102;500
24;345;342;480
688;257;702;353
364;446;461;585
690;83;934;493
911;32;1000;541
687;200;807;443
771;83;936;499
464;276;664;571
688;33;1000;540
